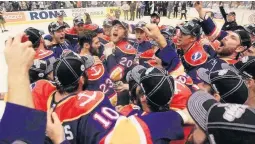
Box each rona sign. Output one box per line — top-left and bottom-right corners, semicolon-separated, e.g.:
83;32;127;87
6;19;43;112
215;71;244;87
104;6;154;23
29;10;67;20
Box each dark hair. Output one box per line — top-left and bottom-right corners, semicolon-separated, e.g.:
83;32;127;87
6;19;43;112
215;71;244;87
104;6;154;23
208;85;217;95
78;30;98;49
82;72;88;90
147;100;169;112
57;82;79;95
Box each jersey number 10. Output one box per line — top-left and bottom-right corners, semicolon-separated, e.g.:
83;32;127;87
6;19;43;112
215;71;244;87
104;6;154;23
93;107;120;129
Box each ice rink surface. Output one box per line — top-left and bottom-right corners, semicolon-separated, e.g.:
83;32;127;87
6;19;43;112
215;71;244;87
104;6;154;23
0;16;224;93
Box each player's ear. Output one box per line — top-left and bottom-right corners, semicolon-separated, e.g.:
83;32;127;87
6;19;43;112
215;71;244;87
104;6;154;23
140;95;147;103
213;93;221;102
84;43;90;49
80;76;85;85
235;45;245;53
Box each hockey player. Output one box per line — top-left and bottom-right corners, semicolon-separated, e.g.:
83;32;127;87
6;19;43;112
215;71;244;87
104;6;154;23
29;58;55;83
243;24;255;56
103;20;137;82
98;19;112;45
132;21;158;68
175;20;217;83
48;22;77;58
32;51;191;144
24;27;55;60
194;1;252;71
78;30;117;106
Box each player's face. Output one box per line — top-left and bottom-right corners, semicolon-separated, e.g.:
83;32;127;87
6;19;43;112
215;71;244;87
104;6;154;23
242;46;255;57
216;32;240;57
250;34;255;42
90;37;101;56
103;25;112;36
111;24;126;43
176;31;195;48
227;14;235;22
75;24;84;32
57;16;63;22
53;28;65;44
135;29;146;43
150;16;160;25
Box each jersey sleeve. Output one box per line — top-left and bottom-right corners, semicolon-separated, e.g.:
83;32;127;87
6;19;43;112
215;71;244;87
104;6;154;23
155;41;181;73
200;16;228;42
0;102;46;144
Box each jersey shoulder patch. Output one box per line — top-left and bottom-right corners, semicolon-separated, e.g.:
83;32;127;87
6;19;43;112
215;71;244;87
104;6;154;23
116;41;137;55
35;49;54;60
87;64;105;81
54;90;105;122
184;42;208;66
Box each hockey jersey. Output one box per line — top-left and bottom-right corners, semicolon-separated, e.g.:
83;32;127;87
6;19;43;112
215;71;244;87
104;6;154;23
49;41;78;58
34;48;55;61
32;80;184;144
98;33;111;45
86;63;118;106
105;40;137;82
131;40;157;68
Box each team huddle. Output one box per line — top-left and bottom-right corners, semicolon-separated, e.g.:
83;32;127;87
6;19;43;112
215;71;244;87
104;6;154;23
4;2;255;144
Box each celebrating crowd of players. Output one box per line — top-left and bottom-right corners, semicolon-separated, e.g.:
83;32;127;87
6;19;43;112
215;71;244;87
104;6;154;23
1;2;255;144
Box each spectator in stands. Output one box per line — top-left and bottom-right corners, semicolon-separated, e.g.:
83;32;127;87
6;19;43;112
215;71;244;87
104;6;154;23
140;2;145;17
180;2;187;20
4;2;13;12
167;1;174;19
219;2;239;31
38;1;45;10
77;1;82;8
31;1;37;11
12;1;20;11
59;2;65;9
173;1;179;18
130;1;136;21
122;2;130;20
136;1;142;19
19;1;28;11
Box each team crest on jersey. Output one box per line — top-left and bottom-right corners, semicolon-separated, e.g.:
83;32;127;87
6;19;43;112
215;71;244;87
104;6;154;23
36;50;54;60
87;64;105;81
126;44;132;49
191;52;202;61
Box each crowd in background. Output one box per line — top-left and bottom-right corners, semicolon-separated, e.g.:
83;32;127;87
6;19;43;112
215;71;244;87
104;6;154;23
0;1;254;12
